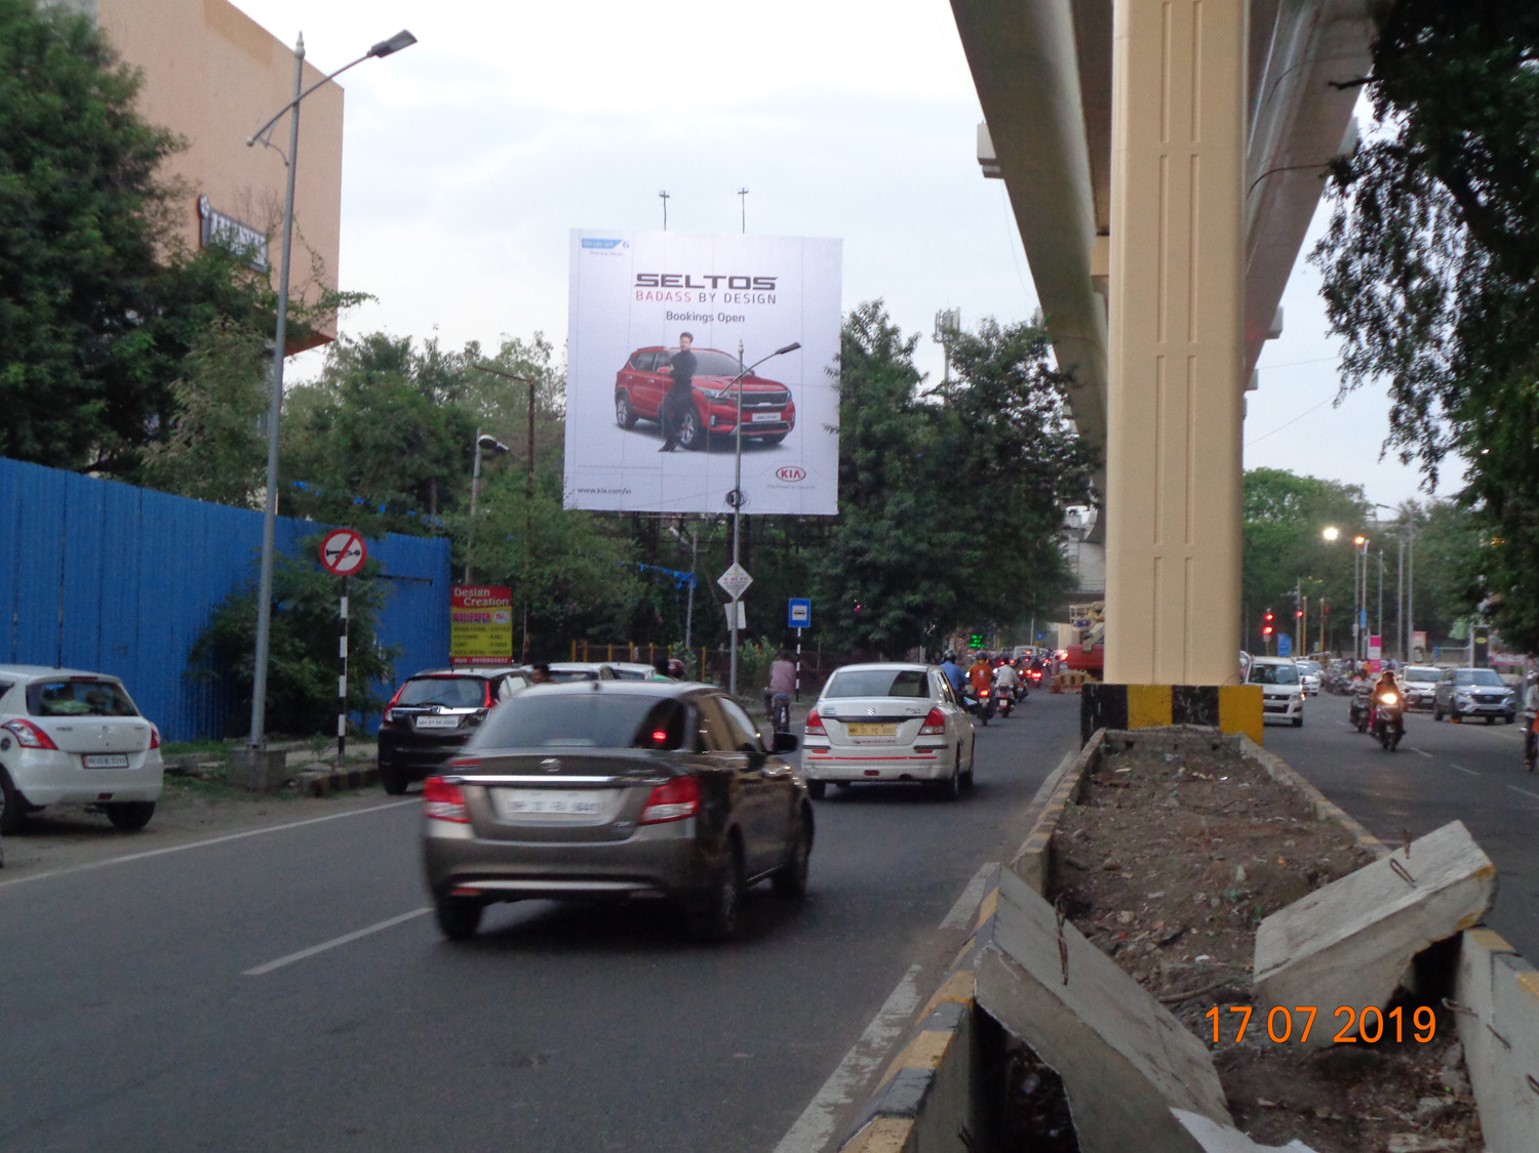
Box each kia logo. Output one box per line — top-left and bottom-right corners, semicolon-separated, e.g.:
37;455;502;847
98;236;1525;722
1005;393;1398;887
776;466;807;482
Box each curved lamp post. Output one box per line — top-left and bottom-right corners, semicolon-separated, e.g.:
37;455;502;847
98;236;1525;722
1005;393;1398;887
465;432;511;583
244;29;417;749
726;342;801;695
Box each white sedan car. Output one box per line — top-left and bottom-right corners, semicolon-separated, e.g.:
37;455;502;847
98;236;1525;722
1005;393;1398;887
0;665;164;833
801;663;976;800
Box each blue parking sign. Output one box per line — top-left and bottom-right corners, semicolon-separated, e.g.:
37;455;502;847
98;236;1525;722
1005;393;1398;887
788;598;812;629
1276;633;1291;657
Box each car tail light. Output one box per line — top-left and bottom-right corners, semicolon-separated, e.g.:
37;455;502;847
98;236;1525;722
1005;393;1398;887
148;724;161;750
919;708;947;735
804;708;825;736
423;776;470;823
381;683;407;727
640;775;699;824
3;719;58;750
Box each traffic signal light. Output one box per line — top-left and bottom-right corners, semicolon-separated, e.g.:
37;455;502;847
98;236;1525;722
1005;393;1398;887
1261;610;1274;637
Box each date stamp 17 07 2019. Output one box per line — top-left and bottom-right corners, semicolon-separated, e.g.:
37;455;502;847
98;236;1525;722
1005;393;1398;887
1204;1004;1437;1046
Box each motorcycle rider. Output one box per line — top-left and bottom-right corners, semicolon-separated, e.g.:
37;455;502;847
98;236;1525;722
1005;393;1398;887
1523;672;1539;771
993;658;1022;702
940;650;965;698
1367;666;1399;731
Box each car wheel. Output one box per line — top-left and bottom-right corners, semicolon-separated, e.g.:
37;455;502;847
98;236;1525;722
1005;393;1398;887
687;840;744;942
772;811;812;900
0;769;23;836
677;408;704;450
806;779;826;800
434;894;484;941
1292;715;1303;728
934;760;962;801
1486;715;1496;725
615;391;637;429
959;747;975;790
105;801;156;831
379;762;410;796
1433;704;1443;721
1505;715;1516;725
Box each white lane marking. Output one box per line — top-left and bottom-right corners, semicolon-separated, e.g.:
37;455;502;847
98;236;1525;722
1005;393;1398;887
0;800;418;889
1412;748;1433;758
772;962;925;1153
244;907;431;976
940;862;998;930
1450;764;1480;777
1507;785;1539;804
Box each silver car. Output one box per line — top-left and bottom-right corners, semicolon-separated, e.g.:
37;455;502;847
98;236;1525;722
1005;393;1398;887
801;662;976;800
1433;667;1516;724
0;665;164;833
421;680;812;942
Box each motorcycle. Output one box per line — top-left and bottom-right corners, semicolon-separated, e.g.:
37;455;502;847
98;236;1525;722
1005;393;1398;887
1373;687;1405;752
963;684;994;726
1348;686;1372;732
995;682;1014;718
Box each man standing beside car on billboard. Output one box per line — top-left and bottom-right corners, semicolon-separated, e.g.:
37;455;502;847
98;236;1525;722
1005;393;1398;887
658;331;697;452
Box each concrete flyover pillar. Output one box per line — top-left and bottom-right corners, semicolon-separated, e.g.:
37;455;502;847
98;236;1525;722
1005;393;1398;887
1104;0;1246;686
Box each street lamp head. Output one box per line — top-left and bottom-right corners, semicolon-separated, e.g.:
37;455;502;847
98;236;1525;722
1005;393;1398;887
774;341;802;356
478;434;511;455
1354;534;1368;548
368;30;417;58
1322;526;1340;542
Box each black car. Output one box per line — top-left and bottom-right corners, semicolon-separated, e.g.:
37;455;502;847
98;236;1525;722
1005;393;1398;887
377;667;531;794
421;679;811;942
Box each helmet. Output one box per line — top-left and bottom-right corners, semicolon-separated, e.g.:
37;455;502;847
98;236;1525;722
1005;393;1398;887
943;650;956;662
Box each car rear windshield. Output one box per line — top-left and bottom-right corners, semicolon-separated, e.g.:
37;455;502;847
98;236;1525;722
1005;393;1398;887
27;678;138;717
824;669;930;699
474;693;689;750
398;677;489;708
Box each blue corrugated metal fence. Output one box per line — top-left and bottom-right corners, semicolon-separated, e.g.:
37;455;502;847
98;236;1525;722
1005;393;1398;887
0;457;450;742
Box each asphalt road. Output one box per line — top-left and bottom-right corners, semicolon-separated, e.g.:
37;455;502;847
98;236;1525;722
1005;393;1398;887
1254;693;1539;960
0;690;1084;1153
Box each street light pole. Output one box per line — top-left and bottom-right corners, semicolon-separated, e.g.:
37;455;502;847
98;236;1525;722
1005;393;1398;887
725;341;801;696
244;29;416;749
465;431;509;583
472;365;536;657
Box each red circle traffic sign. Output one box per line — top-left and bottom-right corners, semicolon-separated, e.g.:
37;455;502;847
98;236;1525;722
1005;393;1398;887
318;528;367;577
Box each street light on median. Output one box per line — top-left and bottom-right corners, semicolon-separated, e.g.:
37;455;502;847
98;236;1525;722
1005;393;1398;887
726;341;801;696
244;29;417;750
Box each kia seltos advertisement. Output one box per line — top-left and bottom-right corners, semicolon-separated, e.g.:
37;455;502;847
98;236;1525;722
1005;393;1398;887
614;346;796;450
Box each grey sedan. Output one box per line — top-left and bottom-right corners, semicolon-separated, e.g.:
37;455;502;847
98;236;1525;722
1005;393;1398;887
421;680;812;942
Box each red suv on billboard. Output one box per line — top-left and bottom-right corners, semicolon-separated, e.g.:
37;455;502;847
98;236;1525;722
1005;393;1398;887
614;346;796;450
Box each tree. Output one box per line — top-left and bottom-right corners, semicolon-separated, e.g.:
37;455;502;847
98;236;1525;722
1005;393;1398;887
1310;4;1539;652
0;1;285;478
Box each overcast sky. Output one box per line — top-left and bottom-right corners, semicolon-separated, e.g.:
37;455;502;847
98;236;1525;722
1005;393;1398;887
232;0;1445;515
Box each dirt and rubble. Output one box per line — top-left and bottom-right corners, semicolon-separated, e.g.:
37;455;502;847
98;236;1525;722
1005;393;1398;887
1045;733;1483;1153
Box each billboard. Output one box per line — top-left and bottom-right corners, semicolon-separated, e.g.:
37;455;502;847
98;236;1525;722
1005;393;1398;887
450;585;514;665
566;230;842;515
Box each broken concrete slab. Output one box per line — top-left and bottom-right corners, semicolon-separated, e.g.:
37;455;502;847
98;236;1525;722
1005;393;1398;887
1254;820;1496;1047
1452;927;1539;1153
1171;1109;1318;1152
977;866;1231;1153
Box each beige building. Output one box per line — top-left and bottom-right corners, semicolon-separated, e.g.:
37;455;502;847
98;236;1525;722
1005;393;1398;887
56;0;344;350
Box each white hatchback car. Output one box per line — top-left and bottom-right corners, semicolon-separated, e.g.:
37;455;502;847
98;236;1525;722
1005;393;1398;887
0;665;164;833
801;663;976;800
1245;656;1305;727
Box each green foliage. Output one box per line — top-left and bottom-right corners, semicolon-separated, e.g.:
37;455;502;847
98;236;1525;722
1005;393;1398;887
0;2;285;479
192;545;399;738
808;302;1093;657
1310;4;1539;651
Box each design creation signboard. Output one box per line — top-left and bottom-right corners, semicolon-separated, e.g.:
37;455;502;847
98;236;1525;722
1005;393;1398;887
565;230;842;516
450;586;514;666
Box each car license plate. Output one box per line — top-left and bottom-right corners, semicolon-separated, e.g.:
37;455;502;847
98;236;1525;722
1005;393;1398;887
847;723;895;737
414;716;461;730
492;788;606;820
750;412;780;422
82;754;129;769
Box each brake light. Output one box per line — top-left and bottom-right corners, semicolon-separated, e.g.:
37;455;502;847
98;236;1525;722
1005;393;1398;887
919;708;946;735
149;724;161;750
423;776;470;823
382;683;407;727
640;775;700;824
3;719;58;750
804;708;825;736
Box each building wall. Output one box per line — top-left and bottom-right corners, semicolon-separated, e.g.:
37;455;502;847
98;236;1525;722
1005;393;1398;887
93;0;344;349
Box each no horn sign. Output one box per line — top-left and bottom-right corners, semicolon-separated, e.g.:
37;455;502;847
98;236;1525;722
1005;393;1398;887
319;528;367;577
